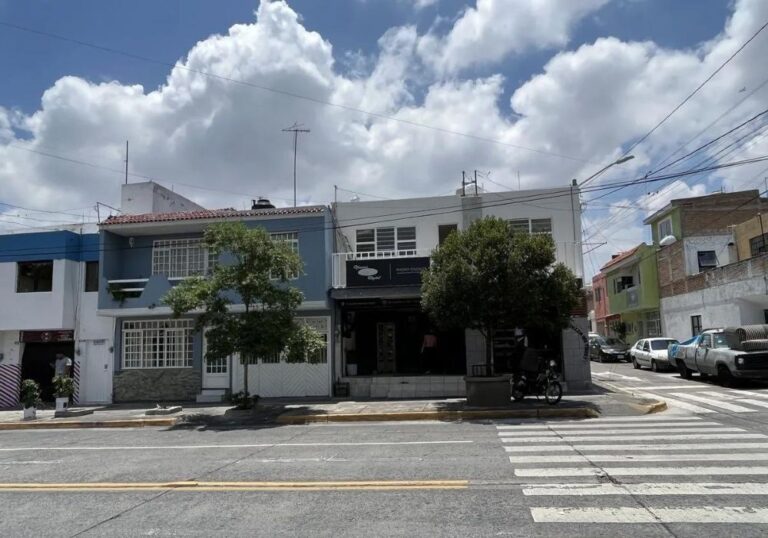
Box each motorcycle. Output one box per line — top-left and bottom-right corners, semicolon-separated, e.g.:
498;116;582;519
512;358;563;405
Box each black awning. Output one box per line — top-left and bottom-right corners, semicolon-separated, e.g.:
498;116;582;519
330;285;422;301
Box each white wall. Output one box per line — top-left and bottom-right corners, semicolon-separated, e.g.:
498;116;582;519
334;187;583;278
120;182;204;215
0;260;69;331
683;235;732;276
661;276;768;340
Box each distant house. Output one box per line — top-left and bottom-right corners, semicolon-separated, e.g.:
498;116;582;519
600;244;661;344
644;190;765;339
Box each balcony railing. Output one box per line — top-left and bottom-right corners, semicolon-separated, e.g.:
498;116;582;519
332;249;433;288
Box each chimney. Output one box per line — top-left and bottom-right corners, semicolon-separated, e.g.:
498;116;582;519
251;198;275;210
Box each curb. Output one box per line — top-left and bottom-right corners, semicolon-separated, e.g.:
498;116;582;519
592;379;668;415
276;406;599;424
0;417;180;430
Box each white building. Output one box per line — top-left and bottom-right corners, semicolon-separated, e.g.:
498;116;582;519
0;225;114;406
330;184;590;398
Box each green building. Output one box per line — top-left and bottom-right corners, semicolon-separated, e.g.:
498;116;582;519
600;243;661;345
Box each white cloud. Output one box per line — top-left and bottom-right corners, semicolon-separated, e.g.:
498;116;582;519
1;0;768;279
417;0;609;74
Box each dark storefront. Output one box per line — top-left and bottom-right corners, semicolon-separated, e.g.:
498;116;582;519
19;330;75;401
333;256;467;377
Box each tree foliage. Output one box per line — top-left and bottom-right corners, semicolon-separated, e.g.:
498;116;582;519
421;217;581;369
163;222;324;404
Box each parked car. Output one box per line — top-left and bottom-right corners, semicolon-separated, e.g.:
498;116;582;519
670;325;768;385
589;335;630;362
630;337;679;372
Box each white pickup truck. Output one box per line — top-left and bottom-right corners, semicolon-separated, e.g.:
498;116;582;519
671;326;768;385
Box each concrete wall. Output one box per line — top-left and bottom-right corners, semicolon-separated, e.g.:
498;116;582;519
682;235;732;276
99;214;330;312
120;182;204;215
660;255;768;339
334;187;583;278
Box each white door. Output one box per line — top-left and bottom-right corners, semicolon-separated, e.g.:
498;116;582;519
80;340;113;404
202;336;230;390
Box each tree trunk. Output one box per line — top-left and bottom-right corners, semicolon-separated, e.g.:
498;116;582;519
243;358;249;398
485;327;495;375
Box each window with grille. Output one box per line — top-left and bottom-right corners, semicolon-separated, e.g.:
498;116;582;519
205;357;227;374
508;219;530;234
750;234;768;257
697;250;717;272
645;311;661;337
121;319;194;369
658;218;673;240
507;218;552;235
270;231;300;280
355;227;417;255
152;239;210;278
691;315;702;337
531;218;553;235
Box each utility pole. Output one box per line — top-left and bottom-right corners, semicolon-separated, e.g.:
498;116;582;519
124;140;129;184
282;123;310;207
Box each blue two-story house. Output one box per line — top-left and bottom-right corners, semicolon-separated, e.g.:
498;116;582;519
98;201;334;403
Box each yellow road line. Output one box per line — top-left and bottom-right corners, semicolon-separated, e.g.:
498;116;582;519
0;480;469;492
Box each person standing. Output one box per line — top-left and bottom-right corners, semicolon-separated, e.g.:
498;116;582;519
53;353;73;378
421;330;438;373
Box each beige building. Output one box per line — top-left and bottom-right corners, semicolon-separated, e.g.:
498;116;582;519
734;213;768;261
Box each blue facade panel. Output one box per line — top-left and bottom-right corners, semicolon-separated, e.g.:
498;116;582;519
0;231;100;263
99;213;331;310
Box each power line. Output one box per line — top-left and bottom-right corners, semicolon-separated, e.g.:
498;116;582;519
621;18;768;159
0;20;594;165
5;155;768;259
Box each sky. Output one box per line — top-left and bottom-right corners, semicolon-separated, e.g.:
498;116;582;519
1;0;767;278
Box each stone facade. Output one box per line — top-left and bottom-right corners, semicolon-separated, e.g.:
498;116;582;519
113;368;201;402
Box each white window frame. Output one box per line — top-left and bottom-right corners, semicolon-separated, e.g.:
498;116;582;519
507;218;553;235
270;231;300;280
355;227;417;256
121;319;194;369
658;217;673;240
152;238;210;279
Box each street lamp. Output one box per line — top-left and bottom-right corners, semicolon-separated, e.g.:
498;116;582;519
578;155;635;187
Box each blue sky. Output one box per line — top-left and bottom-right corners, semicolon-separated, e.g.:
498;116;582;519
0;0;730;114
1;0;766;276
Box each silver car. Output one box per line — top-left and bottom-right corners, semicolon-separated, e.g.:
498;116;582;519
631;337;679;372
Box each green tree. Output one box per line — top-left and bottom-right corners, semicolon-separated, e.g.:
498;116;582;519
163;222;324;406
421;217;581;372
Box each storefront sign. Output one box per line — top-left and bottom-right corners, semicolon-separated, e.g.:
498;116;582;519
346;257;430;287
19;330;74;343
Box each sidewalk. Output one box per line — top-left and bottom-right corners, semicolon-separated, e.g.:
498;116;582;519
0;389;664;430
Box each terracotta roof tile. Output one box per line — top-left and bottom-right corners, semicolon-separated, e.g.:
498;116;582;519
101;205;326;226
600;245;641;271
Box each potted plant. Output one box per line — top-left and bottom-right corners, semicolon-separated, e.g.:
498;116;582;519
52;375;75;414
345;350;358;376
20;379;41;420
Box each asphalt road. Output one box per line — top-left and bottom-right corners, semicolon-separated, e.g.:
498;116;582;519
5;374;768;537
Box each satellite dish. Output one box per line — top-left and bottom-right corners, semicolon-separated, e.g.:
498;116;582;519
659;235;677;247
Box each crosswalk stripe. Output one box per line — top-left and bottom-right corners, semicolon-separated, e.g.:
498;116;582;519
734;398;768;409
576;415;703;421
496;421;718;430
530;506;768;523
523;482;768;496
670;392;756;412
697;390;739;401
729;389;768;399
628;385;703;390
632;390;715;413
498;427;742;437
500;433;766;443
515;466;768;477
510;452;768;464
504;442;768;452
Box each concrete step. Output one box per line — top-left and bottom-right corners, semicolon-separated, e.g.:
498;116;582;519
196;389;227;403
